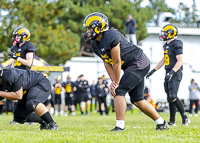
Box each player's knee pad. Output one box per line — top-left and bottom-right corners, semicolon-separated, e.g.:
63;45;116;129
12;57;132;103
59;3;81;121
167;95;177;103
80;102;85;108
26;100;40;112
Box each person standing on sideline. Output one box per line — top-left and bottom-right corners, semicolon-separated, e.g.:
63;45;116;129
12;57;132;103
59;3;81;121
62;75;76;116
90;80;98;113
82;12;169;131
146;24;190;126
79;75;90;115
53;75;63;116
188;79;200;117
125;14;137;45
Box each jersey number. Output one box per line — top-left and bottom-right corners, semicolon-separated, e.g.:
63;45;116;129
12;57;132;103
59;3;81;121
164;54;170;66
14;53;22;66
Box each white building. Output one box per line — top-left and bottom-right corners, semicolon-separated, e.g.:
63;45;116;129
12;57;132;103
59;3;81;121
59;26;200;102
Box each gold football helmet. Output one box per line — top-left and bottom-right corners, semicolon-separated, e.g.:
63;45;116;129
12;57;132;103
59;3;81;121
82;12;109;41
159;24;178;41
12;26;31;43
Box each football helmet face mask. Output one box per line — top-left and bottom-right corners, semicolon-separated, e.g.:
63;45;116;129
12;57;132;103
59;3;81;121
159;24;178;41
82;12;109;41
12;26;31;43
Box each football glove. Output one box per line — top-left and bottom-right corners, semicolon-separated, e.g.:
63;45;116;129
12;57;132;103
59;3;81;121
165;70;175;82
146;69;156;79
8;52;19;60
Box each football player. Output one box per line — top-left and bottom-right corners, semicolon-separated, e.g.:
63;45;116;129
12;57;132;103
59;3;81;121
0;67;58;130
9;26;36;69
62;75;76;116
96;77;109;115
8;26;44;126
82;12;169;131
53;75;63;116
78;75;90;115
8;26;37;125
146;24;190;126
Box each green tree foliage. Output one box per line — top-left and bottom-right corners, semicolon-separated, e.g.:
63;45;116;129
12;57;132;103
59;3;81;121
1;0;177;65
58;0;154;43
0;0;79;65
148;0;175;26
172;1;199;28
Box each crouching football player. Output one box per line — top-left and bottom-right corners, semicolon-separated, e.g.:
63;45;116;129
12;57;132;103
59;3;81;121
0;67;58;130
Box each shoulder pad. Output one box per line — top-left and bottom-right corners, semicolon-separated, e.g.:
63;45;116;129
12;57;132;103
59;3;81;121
26;42;36;52
104;29;120;38
173;40;183;49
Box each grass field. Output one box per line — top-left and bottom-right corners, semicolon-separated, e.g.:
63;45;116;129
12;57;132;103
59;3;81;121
0;109;200;143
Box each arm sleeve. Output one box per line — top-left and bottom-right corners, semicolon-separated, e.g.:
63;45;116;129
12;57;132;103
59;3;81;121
10;46;15;52
125;21;129;26
188;85;192;90
26;43;36;52
11;75;23;92
110;35;121;49
133;19;136;26
174;40;183;55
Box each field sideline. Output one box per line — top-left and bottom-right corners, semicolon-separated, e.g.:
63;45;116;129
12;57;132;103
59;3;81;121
0;110;199;143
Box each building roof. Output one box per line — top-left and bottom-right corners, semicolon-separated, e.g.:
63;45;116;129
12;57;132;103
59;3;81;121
147;27;200;35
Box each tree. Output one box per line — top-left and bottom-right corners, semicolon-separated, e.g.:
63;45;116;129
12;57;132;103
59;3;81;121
172;0;199;28
58;0;154;43
0;0;79;65
2;0;176;64
148;0;175;26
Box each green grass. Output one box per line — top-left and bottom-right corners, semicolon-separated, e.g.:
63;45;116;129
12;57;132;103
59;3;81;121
0;110;200;143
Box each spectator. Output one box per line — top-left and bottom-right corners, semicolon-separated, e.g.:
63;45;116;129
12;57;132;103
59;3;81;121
125;14;137;45
53;75;63;116
90;80;98;113
188;79;200;117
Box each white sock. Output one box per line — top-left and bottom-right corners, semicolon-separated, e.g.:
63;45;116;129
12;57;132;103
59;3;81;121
60;110;64;116
155;117;164;125
116;120;125;129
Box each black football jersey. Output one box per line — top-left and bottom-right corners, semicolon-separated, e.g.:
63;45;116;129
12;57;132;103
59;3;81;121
1;68;45;92
163;39;183;71
11;42;36;70
62;81;75;93
79;80;89;94
91;29;143;70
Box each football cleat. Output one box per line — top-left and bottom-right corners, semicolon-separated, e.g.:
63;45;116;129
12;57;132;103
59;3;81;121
168;121;176;126
156;121;169;130
9;121;19;125
110;126;124;132
182;118;191;126
47;122;59;130
39;122;48;131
